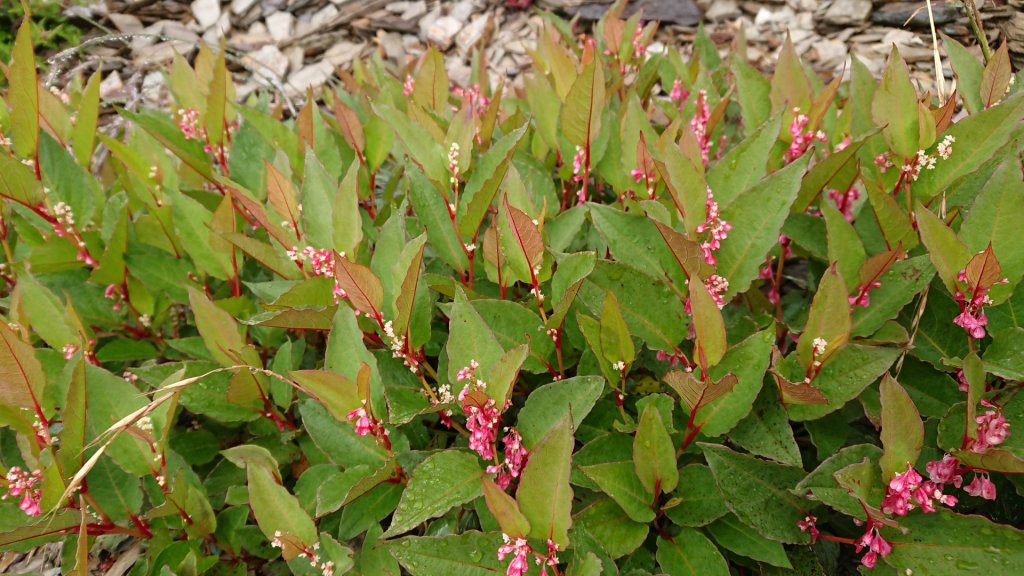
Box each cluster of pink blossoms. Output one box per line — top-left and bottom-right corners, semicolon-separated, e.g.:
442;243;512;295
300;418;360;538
827;185;861;222
880;464;958;517
655;349;690;368
694;187;732;266
685;275;730;312
497;534;559;576
689;90;711;165
287;247;348;303
784;107;827;164
926;455;997;501
402;75;415;96
952;266;1001;339
177;108;207;141
455;361;503;461
970;400;1011;453
347;401;389;449
848;279;882;309
856;523;893;569
3;467;43;517
486;428;529;489
572;146;588;203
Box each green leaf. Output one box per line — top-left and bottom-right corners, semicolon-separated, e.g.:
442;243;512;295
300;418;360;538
700;443;810;544
851;256;934;337
708;115;781;209
446;288;505;385
482;476;530;538
375;104;447;186
517;417;573;547
516;376;603;448
85;456;143;523
656;532;729;576
769;34;812;113
600;290;634;366
333;160;363;255
916;205;972;295
560;58;605;148
384;451;484;538
248;462;318;559
579;461;655;524
386;531;507;576
588;204;684;287
797;264;850;368
633;401;678;494
290;370;359;422
698;326;774;436
0;323;45;411
733;56;771;132
299;401;386;469
407;164;467;273
716;155;809;298
794;444;883;517
412;48;449;113
872;46;920;159
300;150;336;249
786;344;901;421
187;287;245;368
689;274;727;368
706;514;792;569
879;375;924;481
912;92;1024;201
980;42;1013;110
960;158;1024;303
823;203;865;291
458;125;528;238
727;384;801;466
18;274;79;350
664;464;728;527
884;510;1024;574
943;34;983;114
10;20;39;159
793;131;875;213
574;498;648;559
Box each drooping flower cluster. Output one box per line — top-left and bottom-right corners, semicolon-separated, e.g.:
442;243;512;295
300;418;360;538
457;361;503;461
402;75;415;96
486;428;529;489
705;274;729;308
856;523;893;569
689;90;711;165
848;278;882;309
880;464;957;517
104;284;124;311
969;401;1011;453
287;246;348;303
51;201;75;237
3;467;43;517
497;534;559;576
796;514;820;543
694;186;731;265
383;320;417;372
952;266;999;339
347;400;389;449
453;84;491;112
668;79;689;108
271;533;334;576
177;108;207;141
827;185;861;222
784;107;827;164
656;349;690;369
572;145;588;203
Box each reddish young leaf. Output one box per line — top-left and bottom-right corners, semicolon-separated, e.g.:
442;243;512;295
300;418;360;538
334;255;385;320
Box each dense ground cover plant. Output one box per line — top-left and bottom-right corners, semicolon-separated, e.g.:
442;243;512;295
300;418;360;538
2;3;1024;574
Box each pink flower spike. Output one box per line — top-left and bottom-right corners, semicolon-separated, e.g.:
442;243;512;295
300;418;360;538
965;473;997;500
925;455;963;488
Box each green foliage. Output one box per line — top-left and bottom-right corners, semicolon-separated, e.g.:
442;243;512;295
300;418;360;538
1;9;1023;575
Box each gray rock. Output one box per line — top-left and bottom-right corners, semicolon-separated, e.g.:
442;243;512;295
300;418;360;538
822;0;871;26
191;0;221;30
871;1;960;28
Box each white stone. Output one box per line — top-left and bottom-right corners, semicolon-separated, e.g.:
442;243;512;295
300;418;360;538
285;46;305;73
231;0;258;15
448;0;475;22
456;15;490;53
266;11;295;43
99;71;123;99
286;62;333;97
426;15;462;50
323;42;365;67
247;44;290;80
191;0;221;30
108;13;143;34
310;5;338;28
706;0;740;21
